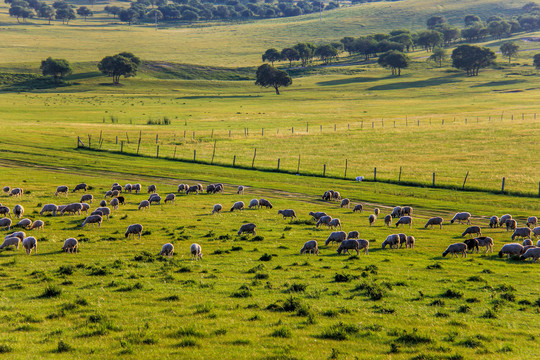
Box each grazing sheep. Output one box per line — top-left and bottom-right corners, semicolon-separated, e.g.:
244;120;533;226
124;184;132;193
148;184;157;194
55;185;69;197
464;238;479;253
149;195;162;205
340;198;350;208
309;211;327;220
324;231;347;246
374;208;380;216
442;243;468;257
9;188;23;197
40;204;58;216
425;217;444;229
111;185;122;192
96;207;111;220
352;204;363;213
0;236;21;250
164;193;175;204
527;216;538;228
110;190;120;198
132;184;141;194
329;218;342;230
384;215;392;227
30;220;44;230
138;200;150;210
396;216;412;228
230;201;245;212
73;183;87;192
347;231;359;240
391;206;402;218
337;239;360;255
206;184;215;194
498;243;524;258
148;193;160;201
61;203;83;216
160;243;174;257
316;216;332;228
237;186;245;195
62;238;78;253
369;214;376;226
191;243;203;260
401;206;413;216
511;227;532;241
249;199;260;209
0;206;11;218
523;239;533;246
450;212;472;224
259;199;273;209
22;237;37;255
499;214;512;227
117;196;125;205
81;214;102;228
57;205;67;214
382;234;400;249
99;200;107;207
278;209;297;221
125;224;143;239
489;216;499;228
322;191;331;201
212;204;222;214
461;226;481;238
506;219;517;231
398;233;407;248
213;183;224;194
196;184;203;192
186;185;199;195
90;210;103;217
80;194;93;203
104;190;113;198
300;240;319;255
532;227;540;238
110;198;119;210
17;218;32;229
3;186;10;193
5;231;25;241
112;182;119;187
177;184;187;193
406;236;415;249
520;247;540;262
13;204;24;218
332;191;341;201
237;223;256;236
81;203;90;214
474;237;494;253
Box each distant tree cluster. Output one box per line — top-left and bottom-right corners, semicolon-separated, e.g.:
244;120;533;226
263;42;343;67
5;0;97;25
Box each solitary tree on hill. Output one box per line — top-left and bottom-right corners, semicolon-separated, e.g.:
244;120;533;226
428;47;446;67
451;44;496;76
40;57;72;83
500;42;519;64
98;52;141;85
262;48;281;66
255;64;292;95
378;50;410;76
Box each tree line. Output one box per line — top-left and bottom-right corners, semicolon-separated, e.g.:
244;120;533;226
5;0;95;24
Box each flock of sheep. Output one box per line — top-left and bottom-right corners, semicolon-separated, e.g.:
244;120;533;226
1;183;540;263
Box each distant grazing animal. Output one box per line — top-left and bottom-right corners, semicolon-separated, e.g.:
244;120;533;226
384;215;392;226
442;243;467;257
237;186;245;195
309;211;327;220
259;199;273;209
461;226;481;237
340;198;350;208
13;204;24;218
73;183;87;192
160;243;174;257
0;236;21;250
278;209;297;221
300;240;319;255
249;199;259;209
237;223;256;236
230;201;245;212
474;237;494;253
527;216;538;228
212;204;222;214
80;194;93;203
506;219;517;231
498;243;524;258
450;212;471;224
499;214;512;227
22;237;37;255
62;238;78;253
40;204;58;216
55;185;69;197
396;216;412;228
382;234;399;249
125;224;143;239
132;184;142;194
511;227;532;241
369;214;376;226
148;184;157;194
352;204;363;213
191;243;203;260
81;215;102;228
324;231;347;246
165;194;176;204
425;217;443;229
489;216;499;228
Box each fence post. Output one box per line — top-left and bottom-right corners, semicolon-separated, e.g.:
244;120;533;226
323;164;326;177
88;135;91;148
262;128;264;136
334;124;336;131
211;140;216;164
306;122;309;132
116;136;118;144
462;171;469;190
193;131;195;140
156;145;159;158
277;158;280;171
184;130;186;139
77;136;80;148
394;121;396;128
501;177;505;193
137;136;141;155
229;130;231;137
320;125;322;132
361;121;363;129
398;167;402;182
126;132;130;144
233;155;236;167
211;129;214;138
374;167;377;181
173;146;177;159
417;120;419;126
344;159;348;179
432;172;435;187
251;148;256;169
297;155;301;174
348;123;350;130
193;150;196;162
156;134;158;144
442;119;444;125
372;122;374;128
121;141;123;153
292;127;294;134
465;118;467;124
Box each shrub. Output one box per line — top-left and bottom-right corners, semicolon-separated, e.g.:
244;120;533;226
457;305;471;313
0;344;13;353
270;326;292;338
440;289;463;299
426;263;442;269
134;251;155;263
395;330;433;345
334;273;358;283
481;309;497;319
57;265;74;275
429;299;445;307
259;253;272;261
55;340;73;353
176;338;199;347
174;325;204;338
500;292;516;302
318;322;359;340
39;284;62;298
254;273;269;280
287;283;307;292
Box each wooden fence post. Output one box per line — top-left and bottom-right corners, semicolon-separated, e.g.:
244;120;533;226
229;130;231;137
98;130;102;145
462;171;469;190
126;132;130;144
306;122;309;132
156;145;159;158
173;146;177;159
211;140;216;164
374;167;377;181
417;120;419;126
193;131;195;139
372;122;374;128
320;125;322;132
233;155;236;167
156;134;158;144
344;159;348;179
116;136;118;144
184;130;186;139
120;141;123;153
432;172;435;187
137;137;141;155
251;148;257;169
292;127;294;134
193;150;196;162
297;155;301;174
398;167;402;182
334;124;336;131
501;177;505;193
361;121;363;129
77;136;80;148
394;121;396;128
277;158;280;171
323;164;326;177
262;128;264;136
88;135;91;148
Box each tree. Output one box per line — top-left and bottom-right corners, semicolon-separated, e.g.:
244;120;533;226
438;24;460;46
378;50;410;76
98;52;141;84
281;48;299;67
416;30;443;51
428;47;446;67
104;5;121;18
464;14;481;26
451;44;496;76
262;48;281;66
255;64;292;95
314;44;338;64
500;42;519;64
426;15;445;29
38;4;55;24
55;6;76;24
487;20;510;39
293;43;313;67
40;57;72;83
9;5;34;23
534;54;540;69
77;6;93;20
182;9;198;21
118;9;138;25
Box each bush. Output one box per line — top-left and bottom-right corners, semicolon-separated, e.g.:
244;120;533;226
318;322;359;340
334;273;358;283
39;284;62;298
287;283;307;292
270;326;292;338
134;251;155;263
57;265;74;275
426;263;442;269
440;289;463;299
55;340;73;353
0;344;13;353
481;309;497;319
395;330;433;345
259;253;273;261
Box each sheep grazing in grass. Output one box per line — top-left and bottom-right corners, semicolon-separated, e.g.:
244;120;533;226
347;231;359;240
340;198;350;208
300;240;319;255
401;206;413;216
110;190;120;198
0;206;11;218
511;227;532;241
13;204;24;219
259;199;273;209
406;236;415;248
148;184;157;194
55;185;69;197
398;233;407;248
177;184;187;193
62;238;78;253
148;193;160;201
443;243;467;257
117;196;125;205
499;214;512;227
369;214;376;226
461;226;481;238
316;215;332;228
212;184;224;194
382;234;400;249
337;239;360;255
464;238;479;253
396;216;412;228
17;218;32;229
206;184;215;194
96;207;110;220
5;231;25;241
352;204;363;213
81;215;102;228
533;227;540;238
0;237;21;250
309;211;327;220
498;243;524;258
3;186;10;193
329;218;342;230
30;220;44;230
149;195;162;205
98;200;106;207
58;205;67;215
111;185;122;193
80;194;93;203
165;193;175;204
489;216;499;228
520;247;540;262
132;184;141;194
425;217;444;229
374;208;380;216
523;239;533;246
186;185;199;195
391;206;402;218
61;203;83;216
138;200;150;210
191;243;203;260
81;203;90;214
73;183;87;192
325;231;347;246
527;216;538;228
124;184;132;193
196;184;203;192
506;219;517;231
104;190;113;198
230;201;245;212
249;199;260;209
332;191;341;201
110;198;119;210
212;204;222;214
450;212;472;224
322;191;332;201
384;215;392;227
474;237;494;253
160;243;174;257
22;237;37;255
237;223;257;236
90;210;103;217
125;224;143;239
40;204;58;216
278;209;297;221
10;188;23;197
237;186;245;195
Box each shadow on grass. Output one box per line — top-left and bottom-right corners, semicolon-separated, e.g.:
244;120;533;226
471;79;526;87
316;76;381;86
367;74;463;90
175;95;262;100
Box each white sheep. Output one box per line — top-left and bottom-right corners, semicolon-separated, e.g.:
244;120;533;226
382;234;399;249
391;206;401;218
160;243;174;257
425;217;443;229
230;201;245;212
73;183;87;192
352;204;363;213
124;184;132;193
259;199;273;209
0;237;21;250
278;209;297;221
534;227;540;238
506;219;517;231
191;243;203;260
461;226;481;237
99;200;107;207
401;206;413;216
9;188;23;197
406;236;415;249
396;216;412;228
81;215;102;228
347;231;359;240
148;184;157;194
40;204;58;216
3;186;10;193
499;214;512;227
337;239;360;255
0;206;11;218
474;237;494;253
55;185;69;197
511;227;532;241
17;218;32;229
324;231;347;246
177;184;187;193
0;217;12;231
164;193;176;204
104;190;113;198
237;223;256;236
212;204;222;214
329;218;342;230
332;191;341;201
374;208;380;216
139;200;150;210
249;199;259;209
110;198;119;210
398;233;407;248
384;215;392;227
523;239;533;246
489;216;499;228
30;220;44;230
125;224;143;239
300;240;319;255
309;211;327;220
442;243;467;257
450;212;471;224
316;215;332;228
520;247;540;262
132;184;142;194
369;214;376;226
340;198;350;208
95;207;110;220
111;185;122;192
80;203;90;214
498;243;524;258
149;195;162;205
527;216;538;228
22;236;37;255
62;238;78;253
80;194;93;203
237;185;245;195
186;185;199;195
12;204;23;219
61;203;83;216
5;231;25;240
